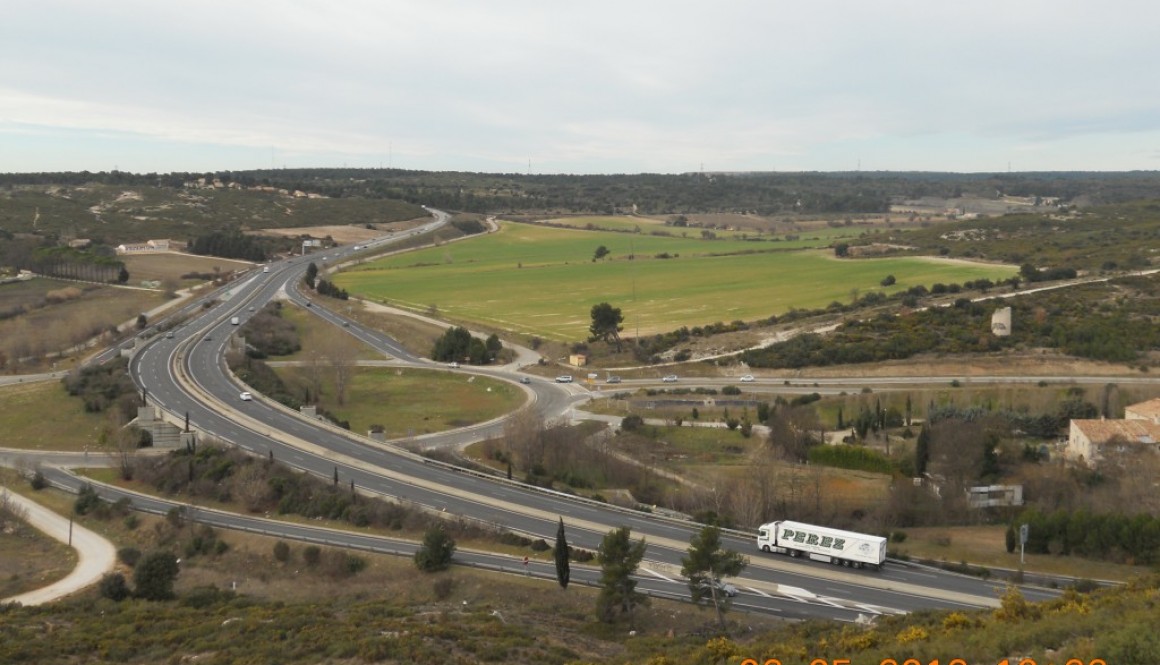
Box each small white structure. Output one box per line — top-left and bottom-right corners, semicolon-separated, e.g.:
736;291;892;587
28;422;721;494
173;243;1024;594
967;485;1023;509
991;306;1012;336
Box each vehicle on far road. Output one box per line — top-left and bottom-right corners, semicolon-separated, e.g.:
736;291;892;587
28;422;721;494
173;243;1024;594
757;520;886;570
262;266;270;273
239;392;252;401
231;316;240;325
165;331;174;339
519;376;531;384
447;361;460;368
662;375;678;383
698;579;739;598
606;376;622;384
555;375;573;383
740;374;755;382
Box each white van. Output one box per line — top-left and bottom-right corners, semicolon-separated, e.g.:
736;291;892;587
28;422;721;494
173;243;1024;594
555;375;573;383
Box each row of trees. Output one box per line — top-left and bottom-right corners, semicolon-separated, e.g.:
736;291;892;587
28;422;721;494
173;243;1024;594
21;246;127;284
1012;508;1160;565
430;326;502;365
411;517;747;632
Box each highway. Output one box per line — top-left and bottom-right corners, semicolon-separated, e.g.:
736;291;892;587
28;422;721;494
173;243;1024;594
125;207;1060;620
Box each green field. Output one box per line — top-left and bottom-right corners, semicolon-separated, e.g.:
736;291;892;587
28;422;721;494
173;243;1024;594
335;221;1016;340
0;381;107;451
278;366;525;439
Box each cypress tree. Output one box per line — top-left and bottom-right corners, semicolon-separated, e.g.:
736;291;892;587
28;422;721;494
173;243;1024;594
554;517;570;589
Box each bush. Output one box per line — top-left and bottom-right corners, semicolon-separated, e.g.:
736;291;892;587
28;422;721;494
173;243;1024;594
303;545;322;567
99;573;130;601
273;541;291;562
118;547;142;567
29;470;47;490
133;550;179;601
433;577;456;600
74;483;102;515
721;385;741;395
621;414;644;432
414;527;456;572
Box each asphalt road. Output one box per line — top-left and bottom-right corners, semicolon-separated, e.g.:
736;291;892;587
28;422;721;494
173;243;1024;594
124;208;1060;620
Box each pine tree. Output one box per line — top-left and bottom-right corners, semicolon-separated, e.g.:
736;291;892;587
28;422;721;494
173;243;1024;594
595;526;648;626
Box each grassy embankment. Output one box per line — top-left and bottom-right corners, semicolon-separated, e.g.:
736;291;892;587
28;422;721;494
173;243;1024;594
334;221;1015;341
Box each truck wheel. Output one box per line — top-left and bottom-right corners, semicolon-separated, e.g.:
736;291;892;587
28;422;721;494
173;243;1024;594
761;545;772;553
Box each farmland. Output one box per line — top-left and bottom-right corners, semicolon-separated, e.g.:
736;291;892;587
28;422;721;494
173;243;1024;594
334;221;1016;340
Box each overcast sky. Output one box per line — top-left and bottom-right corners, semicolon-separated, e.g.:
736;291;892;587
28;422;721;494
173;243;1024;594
2;1;1158;175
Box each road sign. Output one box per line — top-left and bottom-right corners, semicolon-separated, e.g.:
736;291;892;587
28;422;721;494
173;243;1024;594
1019;524;1029;545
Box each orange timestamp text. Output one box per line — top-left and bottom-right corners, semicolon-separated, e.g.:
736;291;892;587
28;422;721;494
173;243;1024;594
740;659;1108;665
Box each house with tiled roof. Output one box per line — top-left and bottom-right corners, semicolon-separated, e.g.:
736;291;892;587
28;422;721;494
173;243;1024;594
1125;398;1160;425
1066;398;1160;466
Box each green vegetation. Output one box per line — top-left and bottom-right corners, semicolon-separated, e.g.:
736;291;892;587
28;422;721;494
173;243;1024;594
743;275;1160;367
595;526;648;626
276;367;524;437
680;525;747;631
142;167;1160;214
413;526;456;572
0;381;110;451
1016;508;1160;564
336;221;1013;340
807;444;895;474
857;199;1160;272
0;180;424;240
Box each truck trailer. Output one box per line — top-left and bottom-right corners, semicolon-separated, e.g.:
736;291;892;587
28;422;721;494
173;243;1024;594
756;520;887;570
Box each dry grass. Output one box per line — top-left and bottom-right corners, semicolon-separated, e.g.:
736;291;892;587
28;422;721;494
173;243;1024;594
0;279;164;371
121;253;255;285
0;470;79;598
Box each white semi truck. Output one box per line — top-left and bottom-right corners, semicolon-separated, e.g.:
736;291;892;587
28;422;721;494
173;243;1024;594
756;520;887;570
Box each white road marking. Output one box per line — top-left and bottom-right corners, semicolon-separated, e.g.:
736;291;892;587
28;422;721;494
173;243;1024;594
640;567;680;584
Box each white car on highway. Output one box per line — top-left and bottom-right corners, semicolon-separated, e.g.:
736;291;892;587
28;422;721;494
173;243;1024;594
239;391;253;401
555;375;573;383
739;375;755;382
662;375;678;383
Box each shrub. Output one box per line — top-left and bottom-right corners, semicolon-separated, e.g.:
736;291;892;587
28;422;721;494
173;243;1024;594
621;414;644;432
74;483;102;515
721;385;741;395
273;541;291;562
133;550;179;601
118;547;142;567
99;573;130;601
29;470;47;490
414;527;456;572
433;577;456;601
303;545;322;567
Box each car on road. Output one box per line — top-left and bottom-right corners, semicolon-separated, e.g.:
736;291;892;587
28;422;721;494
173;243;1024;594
203;335;212;341
555;375;573;383
662;375;679;383
239;391;253;401
698;579;738;597
305;301;312;307
447;361;460;368
165;331;174;339
519;376;531;384
606;376;622;384
739;374;755;382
